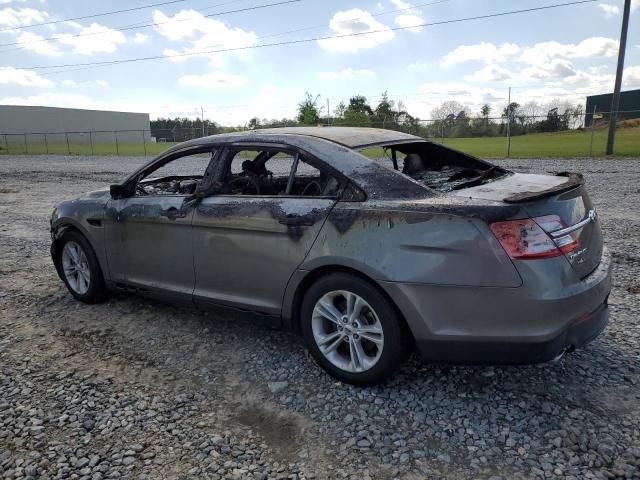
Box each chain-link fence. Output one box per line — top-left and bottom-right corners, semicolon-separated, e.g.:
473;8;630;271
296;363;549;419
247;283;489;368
1;111;638;158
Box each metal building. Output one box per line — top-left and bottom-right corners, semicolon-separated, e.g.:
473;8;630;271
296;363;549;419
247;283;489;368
0;105;151;145
585;89;640;126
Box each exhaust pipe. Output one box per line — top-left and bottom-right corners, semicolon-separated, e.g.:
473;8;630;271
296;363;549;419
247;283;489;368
550;345;575;363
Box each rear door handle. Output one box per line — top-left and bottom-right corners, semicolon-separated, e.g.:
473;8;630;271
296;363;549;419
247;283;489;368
278;217;315;227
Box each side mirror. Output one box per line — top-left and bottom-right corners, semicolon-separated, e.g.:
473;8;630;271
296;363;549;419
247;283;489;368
110;184;129;199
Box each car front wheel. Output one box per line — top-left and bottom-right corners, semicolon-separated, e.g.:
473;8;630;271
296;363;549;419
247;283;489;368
301;273;410;386
56;230;106;304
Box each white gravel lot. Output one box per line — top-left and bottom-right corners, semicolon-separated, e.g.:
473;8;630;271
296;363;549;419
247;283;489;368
0;154;639;480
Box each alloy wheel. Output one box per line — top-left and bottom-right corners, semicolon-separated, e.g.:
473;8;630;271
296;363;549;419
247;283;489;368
61;241;91;295
311;290;384;373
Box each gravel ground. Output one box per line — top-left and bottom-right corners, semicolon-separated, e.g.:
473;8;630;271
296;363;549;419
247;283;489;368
0;154;639;480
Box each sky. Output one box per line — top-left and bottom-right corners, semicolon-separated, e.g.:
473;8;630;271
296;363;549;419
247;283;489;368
0;0;639;125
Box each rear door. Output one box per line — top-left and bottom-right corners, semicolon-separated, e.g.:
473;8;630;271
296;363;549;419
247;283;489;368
191;146;341;314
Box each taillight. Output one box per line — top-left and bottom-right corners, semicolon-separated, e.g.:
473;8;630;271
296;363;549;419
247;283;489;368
532;215;579;254
490;215;579;259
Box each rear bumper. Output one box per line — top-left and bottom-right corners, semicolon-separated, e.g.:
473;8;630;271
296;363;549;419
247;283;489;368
415;300;608;364
381;247;612;365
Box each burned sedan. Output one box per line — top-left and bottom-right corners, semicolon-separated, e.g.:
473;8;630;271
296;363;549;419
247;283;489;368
51;127;611;385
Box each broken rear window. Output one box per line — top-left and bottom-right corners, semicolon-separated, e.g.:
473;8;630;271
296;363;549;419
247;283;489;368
360;141;510;193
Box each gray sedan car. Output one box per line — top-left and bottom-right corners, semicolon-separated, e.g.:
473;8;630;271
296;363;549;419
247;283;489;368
51;127;611;385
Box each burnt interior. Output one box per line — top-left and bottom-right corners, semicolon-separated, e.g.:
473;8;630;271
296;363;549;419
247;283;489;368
372;141;511;193
134;148;342;198
137;176;201;196
223;150;341;197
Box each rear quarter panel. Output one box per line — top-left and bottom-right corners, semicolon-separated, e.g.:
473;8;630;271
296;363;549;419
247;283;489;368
299;201;522;287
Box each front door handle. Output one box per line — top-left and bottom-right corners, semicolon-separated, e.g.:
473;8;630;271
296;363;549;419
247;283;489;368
166;207;187;220
278;216;315;227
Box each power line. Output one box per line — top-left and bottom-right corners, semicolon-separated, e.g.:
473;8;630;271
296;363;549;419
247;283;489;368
0;0;448;52
20;0;598;73
0;0;301;50
0;0;189;33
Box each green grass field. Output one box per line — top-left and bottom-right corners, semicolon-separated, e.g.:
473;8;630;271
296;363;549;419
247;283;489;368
1;126;638;158
0;140;172;156
362;126;639;159
443;126;640;158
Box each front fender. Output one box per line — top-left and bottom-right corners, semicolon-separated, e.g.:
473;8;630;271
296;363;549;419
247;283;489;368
50;191;110;282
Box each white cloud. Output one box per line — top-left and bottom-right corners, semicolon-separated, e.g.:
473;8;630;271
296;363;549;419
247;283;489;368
0;7;48;27
133;32;148;43
61;78;109;87
318;9;394;53
153;9;257;66
521;59;577;80
598;3;620;16
391;0;424;32
394;14;423;32
633;0;640;11
16;30;62;56
464;64;513;82
624;65;640;88
317;68;376;80
0;66;52;87
441;42;520;66
178;72;248;88
53;23;126;55
520;37;618;65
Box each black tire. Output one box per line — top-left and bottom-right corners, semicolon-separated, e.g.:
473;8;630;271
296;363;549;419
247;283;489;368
55;230;107;304
300;272;411;386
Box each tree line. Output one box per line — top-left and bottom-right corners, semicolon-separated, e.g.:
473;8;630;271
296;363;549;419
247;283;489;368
429;99;585;138
150;92;586;140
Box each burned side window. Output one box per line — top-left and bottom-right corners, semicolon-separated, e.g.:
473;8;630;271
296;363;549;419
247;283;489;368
136;150;214;196
289;158;341;197
224;149;340;197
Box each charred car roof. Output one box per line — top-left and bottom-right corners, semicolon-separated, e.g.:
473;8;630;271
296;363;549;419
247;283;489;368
248;127;424;148
175;127;426;151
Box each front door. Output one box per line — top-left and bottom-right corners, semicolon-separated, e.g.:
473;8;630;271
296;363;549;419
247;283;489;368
105;195;195;295
104;148;214;297
191;146;342;314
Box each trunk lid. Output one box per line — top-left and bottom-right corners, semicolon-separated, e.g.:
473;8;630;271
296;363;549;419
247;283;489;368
453;172;603;278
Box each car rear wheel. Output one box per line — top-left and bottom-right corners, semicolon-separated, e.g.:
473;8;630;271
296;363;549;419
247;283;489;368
56;230;106;304
301;273;410;386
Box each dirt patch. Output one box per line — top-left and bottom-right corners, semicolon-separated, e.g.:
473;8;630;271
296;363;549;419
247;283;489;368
235;402;309;460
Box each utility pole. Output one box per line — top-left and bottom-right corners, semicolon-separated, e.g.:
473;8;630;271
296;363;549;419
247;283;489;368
506;86;512;159
606;0;631;155
201;106;205;137
327;98;330;126
589;104;597;157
